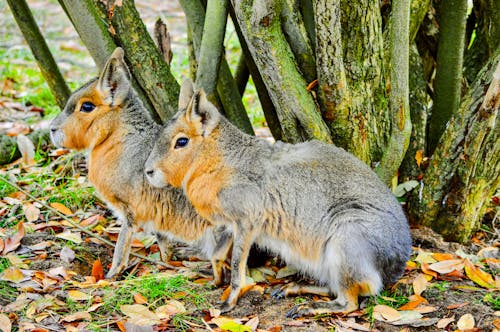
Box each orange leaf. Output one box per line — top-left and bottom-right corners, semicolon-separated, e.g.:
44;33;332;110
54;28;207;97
446;302;469;310
493;318;500;329
3;222;25;255
49;202;73;216
0;238;4;253
420;262;438;278
116;321;126;332
428;259;464;274
91;260;104;282
415;150;423;167
133;293;148;304
131;238;145;248
306;79;318;91
398;294;427;310
432;253;456;261
464;259;495;288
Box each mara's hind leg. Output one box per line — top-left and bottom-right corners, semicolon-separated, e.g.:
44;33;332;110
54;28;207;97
156;233;174;263
286;282;372;318
271;283;330;299
211;231;233;287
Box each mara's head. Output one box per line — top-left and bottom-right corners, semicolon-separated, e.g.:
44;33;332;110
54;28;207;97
50;47;132;150
145;79;222;188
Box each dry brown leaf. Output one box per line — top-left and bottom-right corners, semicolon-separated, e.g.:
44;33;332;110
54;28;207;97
414;250;437;264
55;231;82;244
0;266;26;283
432;253;457;261
49;202;73;216
420;262;438;278
415;150;423;167
0;313;12;332
68;290;92;301
457;313;475;330
91;259;104;282
134;293;148;304
494;318;500;329
412;274;428;296
120;304;160;325
428;259;464;274
398;294;427;310
372;304;401;322
155;300;186;318
23;203;40;222
60;246;75;264
80;215;105;227
436;316;454;329
3;222;25;255
446;302;469;310
0;238;4;254
412;305;437;314
61;311;91;322
245;316;259;331
464;258;496;289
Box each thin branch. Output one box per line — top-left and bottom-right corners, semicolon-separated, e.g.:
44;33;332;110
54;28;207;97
196;0;228;99
0;175;177;270
234;53;249;96
376;0;412;184
7;0;70;109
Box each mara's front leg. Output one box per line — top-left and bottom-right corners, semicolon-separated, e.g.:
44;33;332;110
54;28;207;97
220;223;255;313
106;218;135;279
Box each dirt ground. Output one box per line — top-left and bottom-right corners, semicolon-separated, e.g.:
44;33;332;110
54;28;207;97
0;1;499;331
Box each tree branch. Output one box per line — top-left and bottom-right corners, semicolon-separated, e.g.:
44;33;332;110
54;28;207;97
427;0;468;154
376;0;412;184
7;0;70;109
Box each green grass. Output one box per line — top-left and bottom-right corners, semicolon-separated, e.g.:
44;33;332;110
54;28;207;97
483;293;500;310
429;281;451;292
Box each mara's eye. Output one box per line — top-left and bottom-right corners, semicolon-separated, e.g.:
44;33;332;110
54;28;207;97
80;101;95;113
174;137;189;149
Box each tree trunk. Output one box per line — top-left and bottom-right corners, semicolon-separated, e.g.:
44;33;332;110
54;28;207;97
427;0;468;154
409;48;500;243
179;0;254;135
376;0;412;184
7;0;70;109
315;0;389;164
232;0;331;143
95;0;180;122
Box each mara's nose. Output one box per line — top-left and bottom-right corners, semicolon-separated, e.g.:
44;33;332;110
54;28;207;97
50;127;57;133
145;169;154;177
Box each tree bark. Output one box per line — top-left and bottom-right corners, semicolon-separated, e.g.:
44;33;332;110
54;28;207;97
95;0;180;122
400;43;430;180
409;48;500;243
281;0;316;83
232;0;331;143
427;0;468;154
7;0;70;109
59;0;159;121
179;0;254;135
196;0;228;100
376;0;412;184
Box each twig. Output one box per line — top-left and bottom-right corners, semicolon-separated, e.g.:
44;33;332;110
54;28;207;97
0;175;177;270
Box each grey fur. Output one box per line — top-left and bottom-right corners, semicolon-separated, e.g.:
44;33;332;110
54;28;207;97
146;84;412;315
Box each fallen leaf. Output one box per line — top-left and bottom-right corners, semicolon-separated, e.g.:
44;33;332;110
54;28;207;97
220;320;252;332
0;313;12;332
276;266;297;279
23;203;40;222
412;305;437;314
446;302;469;310
60;246;75;264
91;260;104;282
120;304;160;325
49;202;73;216
0;239;4;253
68;290;92;301
413;274;428;296
86;303;104;312
464;258;496;288
134;293;148;304
0;266;27;283
3;222;25;255
420;262;438;278
415;150;423;167
414;250;437;264
6;253;28;268
428;259;464;274
398;295;427;310
432;253;457;261
457;313;475;330
17;134;35;166
156;300;186;319
61;311;91;322
245;316;259;331
436;316;454;328
56;231;82;244
372;304;401;322
80;215;105;227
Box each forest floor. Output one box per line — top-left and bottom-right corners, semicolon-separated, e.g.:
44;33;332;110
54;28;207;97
0;1;499;331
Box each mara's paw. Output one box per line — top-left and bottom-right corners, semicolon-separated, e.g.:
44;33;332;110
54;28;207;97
286;299;356;318
271;283;330;300
105;267;123;279
220;300;236;313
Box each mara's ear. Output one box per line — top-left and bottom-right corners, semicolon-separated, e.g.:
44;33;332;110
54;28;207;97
186;89;221;136
178;79;195;110
97;47;131;106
